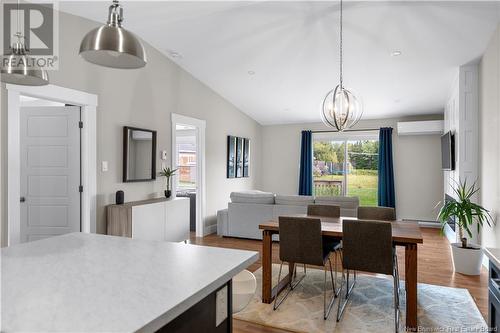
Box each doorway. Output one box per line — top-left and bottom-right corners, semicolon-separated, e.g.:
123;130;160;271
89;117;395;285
171;114;206;238
6;84;97;246
19;98;82;242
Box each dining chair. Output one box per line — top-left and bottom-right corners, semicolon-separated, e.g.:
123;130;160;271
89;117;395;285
274;216;339;319
307;204;340;218
337;219;400;332
357;206;396;221
307;204;342;297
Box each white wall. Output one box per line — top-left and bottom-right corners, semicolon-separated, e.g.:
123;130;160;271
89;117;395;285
479;23;500;249
261;116;444;221
0;11;262;244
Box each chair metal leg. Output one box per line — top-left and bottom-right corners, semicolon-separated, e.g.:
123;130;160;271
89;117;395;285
273;261;306;311
336;268;356;322
273;262;286;310
332;251;341;297
290;264;306;290
393;254;401;333
323;257;336;320
393;274;400;332
346;269;356;298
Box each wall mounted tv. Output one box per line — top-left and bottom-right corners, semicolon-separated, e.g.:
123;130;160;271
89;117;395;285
441;131;455;171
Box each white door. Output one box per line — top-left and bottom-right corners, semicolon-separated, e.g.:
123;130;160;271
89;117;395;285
20;106;81;242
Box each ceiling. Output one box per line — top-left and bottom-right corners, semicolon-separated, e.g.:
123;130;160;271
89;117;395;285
60;1;500;125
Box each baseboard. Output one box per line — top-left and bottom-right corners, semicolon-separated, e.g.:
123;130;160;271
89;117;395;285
204;224;217;236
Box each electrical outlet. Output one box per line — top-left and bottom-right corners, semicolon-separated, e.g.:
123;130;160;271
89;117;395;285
101;161;108;172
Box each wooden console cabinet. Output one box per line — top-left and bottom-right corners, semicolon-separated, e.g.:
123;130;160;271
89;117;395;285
107;197;190;242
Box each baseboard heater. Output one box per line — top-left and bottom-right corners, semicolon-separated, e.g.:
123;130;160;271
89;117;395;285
402;219;441;228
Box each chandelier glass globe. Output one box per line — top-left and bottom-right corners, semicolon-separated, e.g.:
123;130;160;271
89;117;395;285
321;84;362;131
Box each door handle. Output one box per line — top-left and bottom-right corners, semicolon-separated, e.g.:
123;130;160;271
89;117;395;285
20;197;26;203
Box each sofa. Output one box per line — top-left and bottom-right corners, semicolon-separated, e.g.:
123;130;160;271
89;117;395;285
217;190;359;240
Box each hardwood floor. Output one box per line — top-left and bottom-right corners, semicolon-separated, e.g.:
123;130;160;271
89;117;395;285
189;228;488;333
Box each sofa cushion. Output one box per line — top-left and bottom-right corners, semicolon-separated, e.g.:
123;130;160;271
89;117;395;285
314;196;359;209
275;195;314;206
230;190;275;204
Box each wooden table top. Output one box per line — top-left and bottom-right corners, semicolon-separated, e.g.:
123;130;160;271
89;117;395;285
259;215;423;245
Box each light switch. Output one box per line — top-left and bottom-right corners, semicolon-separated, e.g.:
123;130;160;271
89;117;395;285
161;150;167;160
102;161;108;172
215;286;228;327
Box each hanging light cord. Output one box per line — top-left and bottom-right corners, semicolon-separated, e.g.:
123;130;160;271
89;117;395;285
16;0;21;37
339;0;343;90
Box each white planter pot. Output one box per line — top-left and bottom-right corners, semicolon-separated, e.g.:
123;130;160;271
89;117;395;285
451;243;483;275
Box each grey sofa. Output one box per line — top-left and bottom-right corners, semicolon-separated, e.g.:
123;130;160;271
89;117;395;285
217;190;359;240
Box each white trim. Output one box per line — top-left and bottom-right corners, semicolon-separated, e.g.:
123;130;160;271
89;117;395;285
171;114;206;238
6;84;98;246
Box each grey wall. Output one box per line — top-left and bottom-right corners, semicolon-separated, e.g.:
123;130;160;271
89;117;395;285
0;11;262;244
479;23;500;249
261;115;444;221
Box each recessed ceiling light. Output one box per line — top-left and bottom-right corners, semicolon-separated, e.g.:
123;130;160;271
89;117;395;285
247;70;255;75
168;50;182;58
391;50;402;57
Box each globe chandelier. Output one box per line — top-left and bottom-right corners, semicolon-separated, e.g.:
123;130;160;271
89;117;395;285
321;0;363;131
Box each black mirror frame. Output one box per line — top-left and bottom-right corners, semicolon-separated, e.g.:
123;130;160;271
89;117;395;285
123;126;157;182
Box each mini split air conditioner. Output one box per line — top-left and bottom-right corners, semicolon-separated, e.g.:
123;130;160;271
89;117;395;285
397;120;444;136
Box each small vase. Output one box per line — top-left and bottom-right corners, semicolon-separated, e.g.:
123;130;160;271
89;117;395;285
165;190;172;198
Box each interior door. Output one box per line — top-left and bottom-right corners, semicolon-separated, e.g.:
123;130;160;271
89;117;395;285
20;106;81;242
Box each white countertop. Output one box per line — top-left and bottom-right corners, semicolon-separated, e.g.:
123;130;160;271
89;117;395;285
485;247;500;269
1;233;258;332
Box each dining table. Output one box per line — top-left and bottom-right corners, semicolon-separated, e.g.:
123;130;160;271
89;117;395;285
259;215;423;331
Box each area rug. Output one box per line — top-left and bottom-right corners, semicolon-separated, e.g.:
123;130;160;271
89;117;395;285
234;264;487;333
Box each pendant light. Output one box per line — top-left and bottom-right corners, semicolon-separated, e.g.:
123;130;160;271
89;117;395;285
79;0;147;69
1;0;49;86
321;0;362;131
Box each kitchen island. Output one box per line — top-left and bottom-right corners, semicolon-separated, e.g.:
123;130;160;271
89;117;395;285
1;233;258;332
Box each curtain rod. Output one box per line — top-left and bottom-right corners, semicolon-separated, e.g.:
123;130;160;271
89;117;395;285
311;128;380;133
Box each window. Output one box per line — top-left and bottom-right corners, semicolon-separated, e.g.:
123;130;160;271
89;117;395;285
313;132;379;206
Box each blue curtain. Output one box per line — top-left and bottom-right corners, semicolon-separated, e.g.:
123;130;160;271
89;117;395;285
299;130;313;196
378;127;395;208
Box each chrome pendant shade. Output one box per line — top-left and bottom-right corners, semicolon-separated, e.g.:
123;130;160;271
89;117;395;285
1;36;49;86
79;1;147;69
321;0;362;131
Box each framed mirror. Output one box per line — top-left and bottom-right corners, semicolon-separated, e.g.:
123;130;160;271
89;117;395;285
123;126;157;182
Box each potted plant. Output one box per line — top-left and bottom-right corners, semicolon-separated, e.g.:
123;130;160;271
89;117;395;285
438;179;493;275
159;167;177;198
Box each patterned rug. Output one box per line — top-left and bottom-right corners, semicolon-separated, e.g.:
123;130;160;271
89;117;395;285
234;264;487;333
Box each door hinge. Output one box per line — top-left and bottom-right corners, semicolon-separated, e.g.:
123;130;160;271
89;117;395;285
79;121;83;129
79;185;83;193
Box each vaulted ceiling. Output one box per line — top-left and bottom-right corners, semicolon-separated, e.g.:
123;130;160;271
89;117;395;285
60;1;500;124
